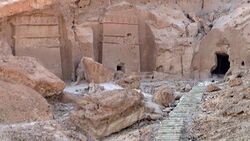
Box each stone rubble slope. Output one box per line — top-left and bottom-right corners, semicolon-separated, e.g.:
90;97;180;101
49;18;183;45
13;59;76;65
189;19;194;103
190;74;250;140
0;0;248;141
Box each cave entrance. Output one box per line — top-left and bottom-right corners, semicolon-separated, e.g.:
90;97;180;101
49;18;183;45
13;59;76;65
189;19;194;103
211;53;230;76
117;63;125;72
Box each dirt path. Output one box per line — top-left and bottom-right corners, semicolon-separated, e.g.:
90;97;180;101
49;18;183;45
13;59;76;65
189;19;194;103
155;84;206;141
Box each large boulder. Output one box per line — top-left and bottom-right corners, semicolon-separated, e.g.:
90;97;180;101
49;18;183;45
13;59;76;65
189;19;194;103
70;89;145;139
0;56;65;97
153;86;175;107
0;81;52;124
80;57;114;83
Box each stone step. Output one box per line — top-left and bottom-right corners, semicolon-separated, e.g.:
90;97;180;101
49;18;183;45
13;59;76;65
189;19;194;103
155;135;181;141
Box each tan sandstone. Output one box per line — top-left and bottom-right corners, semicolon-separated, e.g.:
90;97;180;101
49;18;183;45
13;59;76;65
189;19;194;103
0;40;12;56
229;78;243;87
191;75;250;140
116;73;140;89
0;56;65;97
0;81;52;124
80;57;114;83
70;89;145;139
153;86;175;107
206;84;221;92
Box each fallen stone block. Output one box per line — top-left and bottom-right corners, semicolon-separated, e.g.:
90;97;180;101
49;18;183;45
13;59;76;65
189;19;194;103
0;80;52;124
70;89;144;139
0;56;65;97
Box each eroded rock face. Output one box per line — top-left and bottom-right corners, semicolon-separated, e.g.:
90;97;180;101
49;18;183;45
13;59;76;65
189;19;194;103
153;86;175;107
78;57;114;83
0;0;56;18
0;0;247;80
0;81;52;124
0;56;65;97
70;89;144;139
194;3;250;79
229;78;243;87
0;40;12;56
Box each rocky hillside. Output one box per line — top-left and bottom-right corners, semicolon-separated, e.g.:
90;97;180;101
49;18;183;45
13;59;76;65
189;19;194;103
0;0;249;141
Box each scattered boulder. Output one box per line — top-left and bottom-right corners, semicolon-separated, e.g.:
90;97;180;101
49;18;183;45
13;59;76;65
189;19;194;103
153;86;175;107
175;91;184;100
116;74;140;89
0;81;52;124
70;89;144;139
229;78;243;87
142;92;163;120
144;100;163;120
61;92;81;104
0;56;65;97
80;57;114;83
206;84;221;92
181;84;192;92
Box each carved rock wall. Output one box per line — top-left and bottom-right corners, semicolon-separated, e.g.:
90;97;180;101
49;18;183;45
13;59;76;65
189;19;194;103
193;3;250;79
0;0;248;80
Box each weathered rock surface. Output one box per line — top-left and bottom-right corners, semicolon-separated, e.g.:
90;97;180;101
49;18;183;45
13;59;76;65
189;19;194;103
0;120;87;141
0;40;12;56
70;89;144;139
153;86;175;107
143;92;163;120
0;0;56;18
80;57;114;83
195;2;250;79
75;26;95;59
229;78;243;87
191;77;250;140
0;81;52;124
0;56;65;97
116;73;140;89
181;84;192;92
103;124;156;141
206;84;221;92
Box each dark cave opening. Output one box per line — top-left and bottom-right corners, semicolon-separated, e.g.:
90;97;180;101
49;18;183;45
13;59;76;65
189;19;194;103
211;53;230;76
117;63;125;72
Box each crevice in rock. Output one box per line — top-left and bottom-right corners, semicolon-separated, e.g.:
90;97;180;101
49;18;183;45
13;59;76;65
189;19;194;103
184;13;196;23
201;0;204;9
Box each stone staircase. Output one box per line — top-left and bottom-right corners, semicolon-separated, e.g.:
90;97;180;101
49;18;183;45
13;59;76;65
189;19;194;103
155;85;206;141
